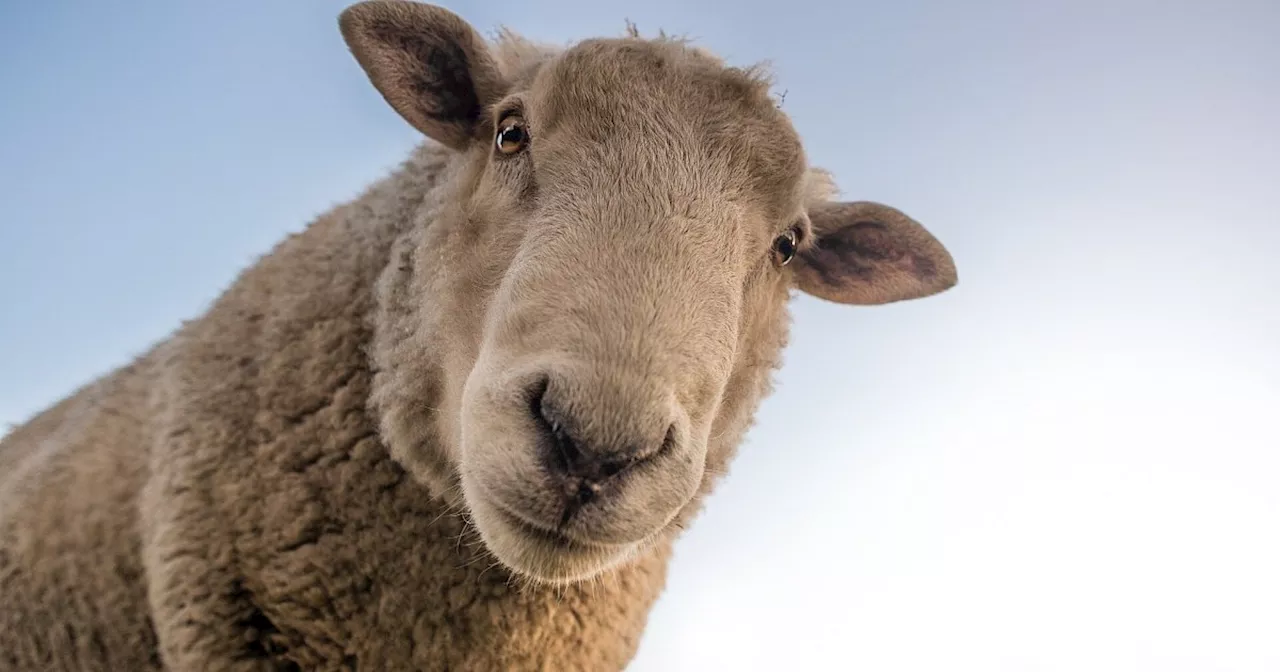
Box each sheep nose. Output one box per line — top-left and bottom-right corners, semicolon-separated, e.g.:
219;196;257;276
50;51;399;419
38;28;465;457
527;376;676;513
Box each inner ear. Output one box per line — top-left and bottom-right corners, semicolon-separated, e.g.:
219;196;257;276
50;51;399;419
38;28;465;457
792;201;958;305
339;1;507;150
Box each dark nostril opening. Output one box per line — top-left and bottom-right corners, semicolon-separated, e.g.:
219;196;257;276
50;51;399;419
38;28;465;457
529;376;677;492
658;423;677;459
594;424;673;479
528;375;582;477
526;374;551;421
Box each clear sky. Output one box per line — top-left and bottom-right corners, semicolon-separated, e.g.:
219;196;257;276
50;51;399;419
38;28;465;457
2;1;1278;670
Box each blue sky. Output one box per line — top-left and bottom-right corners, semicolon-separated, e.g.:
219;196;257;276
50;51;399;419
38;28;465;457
2;1;1278;669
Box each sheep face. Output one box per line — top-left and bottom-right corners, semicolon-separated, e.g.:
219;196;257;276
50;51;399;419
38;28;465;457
342;1;958;584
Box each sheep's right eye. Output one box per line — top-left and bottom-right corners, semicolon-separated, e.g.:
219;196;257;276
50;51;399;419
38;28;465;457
495;115;529;155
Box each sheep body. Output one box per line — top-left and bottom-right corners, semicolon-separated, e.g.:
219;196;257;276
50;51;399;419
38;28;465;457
0;5;960;668
0;144;669;671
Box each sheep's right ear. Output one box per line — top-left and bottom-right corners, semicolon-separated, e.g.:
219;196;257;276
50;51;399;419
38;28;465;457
339;1;506;151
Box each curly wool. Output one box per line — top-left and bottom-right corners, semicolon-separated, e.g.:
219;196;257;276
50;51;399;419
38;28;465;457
0;17;937;669
1;136;679;672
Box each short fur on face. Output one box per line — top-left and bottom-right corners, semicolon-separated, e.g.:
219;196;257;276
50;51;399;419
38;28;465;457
345;0;958;584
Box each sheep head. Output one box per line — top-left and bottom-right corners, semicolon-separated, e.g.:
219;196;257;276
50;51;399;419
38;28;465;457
341;0;958;584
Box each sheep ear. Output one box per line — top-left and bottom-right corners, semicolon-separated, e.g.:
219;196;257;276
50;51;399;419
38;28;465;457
792;201;958;305
339;1;506;151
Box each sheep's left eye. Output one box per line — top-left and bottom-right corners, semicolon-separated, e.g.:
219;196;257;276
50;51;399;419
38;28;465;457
771;228;798;267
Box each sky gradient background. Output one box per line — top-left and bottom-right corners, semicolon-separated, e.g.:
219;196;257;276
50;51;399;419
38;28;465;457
2;1;1278;670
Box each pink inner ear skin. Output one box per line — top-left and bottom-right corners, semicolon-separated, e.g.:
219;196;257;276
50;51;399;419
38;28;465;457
793;202;957;306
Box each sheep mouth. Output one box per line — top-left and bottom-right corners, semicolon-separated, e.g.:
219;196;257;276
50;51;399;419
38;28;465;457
469;492;647;583
496;506;577;549
490;500;626;552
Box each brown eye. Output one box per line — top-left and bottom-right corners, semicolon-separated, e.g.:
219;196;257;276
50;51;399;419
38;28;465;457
772;228;798;267
495;115;529;155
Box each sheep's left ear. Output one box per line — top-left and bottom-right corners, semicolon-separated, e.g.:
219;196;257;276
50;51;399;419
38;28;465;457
792;201;958;305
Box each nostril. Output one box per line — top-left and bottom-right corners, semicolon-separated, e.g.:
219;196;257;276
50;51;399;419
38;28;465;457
655;423;678;461
528;376;677;487
596;424;673;478
528;376;582;477
526;374;551;423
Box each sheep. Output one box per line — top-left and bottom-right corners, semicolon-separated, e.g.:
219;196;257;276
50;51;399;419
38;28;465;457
0;2;959;670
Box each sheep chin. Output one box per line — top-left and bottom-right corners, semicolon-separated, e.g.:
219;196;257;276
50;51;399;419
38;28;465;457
462;480;644;585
